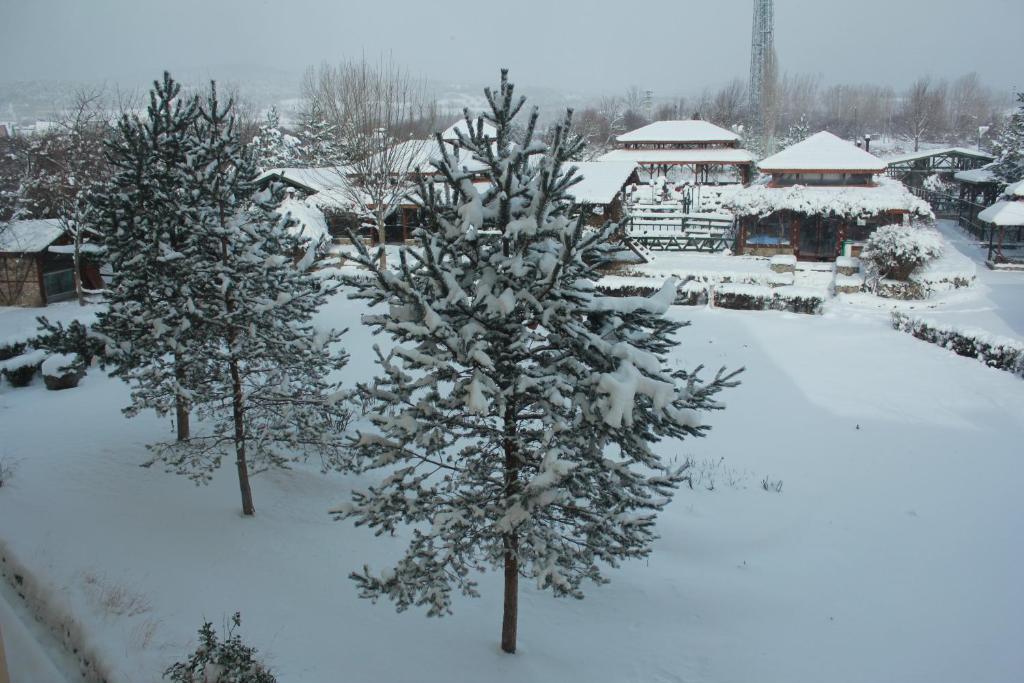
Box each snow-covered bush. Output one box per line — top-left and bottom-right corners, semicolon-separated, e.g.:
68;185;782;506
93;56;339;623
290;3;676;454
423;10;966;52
0;340;27;362
892;312;1024;377
862;224;944;281
163;613;275;683
34;317;104;365
1;348;47;387
42;352;84;390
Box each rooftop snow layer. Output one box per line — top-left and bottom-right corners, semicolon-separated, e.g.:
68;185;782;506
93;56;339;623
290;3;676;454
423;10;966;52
616;120;740;144
884;147;994;164
978;200;1024;226
758;131;887;173
1002;180;1024;198
258;167;353;194
724;176;933;219
565;161;638;204
598;148;754;165
954;165;999;184
0;218;63;253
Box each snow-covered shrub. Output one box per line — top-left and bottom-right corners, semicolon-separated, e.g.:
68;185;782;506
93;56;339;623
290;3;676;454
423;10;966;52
0;340;27;362
862;224;944;281
1;348;47;387
34;317;104;365
42;352;84;390
891;312;1024;377
712;284;823;314
714;284;772;311
163;613;275;683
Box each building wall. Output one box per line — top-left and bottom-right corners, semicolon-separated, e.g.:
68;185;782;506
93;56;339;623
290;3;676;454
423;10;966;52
0;254;45;307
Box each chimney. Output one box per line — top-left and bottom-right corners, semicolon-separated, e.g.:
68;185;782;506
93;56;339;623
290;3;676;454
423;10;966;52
864;134;872;152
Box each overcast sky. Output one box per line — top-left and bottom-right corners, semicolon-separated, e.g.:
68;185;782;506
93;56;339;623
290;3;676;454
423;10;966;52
0;0;1020;96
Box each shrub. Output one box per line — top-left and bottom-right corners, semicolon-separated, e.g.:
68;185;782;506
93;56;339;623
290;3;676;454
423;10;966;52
0;340;27;362
862;224;944;281
34;317;105;365
164;613;276;683
1;349;48;387
891;312;1024;377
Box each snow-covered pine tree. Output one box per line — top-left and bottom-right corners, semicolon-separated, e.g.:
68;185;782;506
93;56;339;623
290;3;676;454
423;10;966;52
334;70;741;653
90;72;204;442
297;109;344;166
991;93;1024;185
252;106;299;171
142;82;351;516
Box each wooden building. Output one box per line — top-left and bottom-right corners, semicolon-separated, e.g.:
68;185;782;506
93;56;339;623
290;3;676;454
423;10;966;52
564;161;639;226
597;120;754;185
885;147;994;188
0;219;80;306
727;132;932;261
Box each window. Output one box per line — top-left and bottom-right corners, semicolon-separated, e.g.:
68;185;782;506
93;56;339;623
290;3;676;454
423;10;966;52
43;268;75;301
747;213;790;246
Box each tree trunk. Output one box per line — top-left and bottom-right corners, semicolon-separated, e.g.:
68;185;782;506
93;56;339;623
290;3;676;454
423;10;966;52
501;531;519;654
500;405;519;654
377;217;387;270
73;232;84;306
174;360;190;441
230;357;255;516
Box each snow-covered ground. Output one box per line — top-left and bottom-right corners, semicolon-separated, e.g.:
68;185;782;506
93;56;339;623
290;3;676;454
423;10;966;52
2;259;1023;681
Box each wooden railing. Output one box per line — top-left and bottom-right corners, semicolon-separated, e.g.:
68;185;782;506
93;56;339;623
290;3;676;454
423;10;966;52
622;213;736;253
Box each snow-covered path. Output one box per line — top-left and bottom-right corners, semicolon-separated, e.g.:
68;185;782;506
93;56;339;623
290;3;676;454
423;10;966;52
932;218;1024;336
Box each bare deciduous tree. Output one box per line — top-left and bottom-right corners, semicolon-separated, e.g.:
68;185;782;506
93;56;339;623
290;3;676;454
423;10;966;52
302;57;437;268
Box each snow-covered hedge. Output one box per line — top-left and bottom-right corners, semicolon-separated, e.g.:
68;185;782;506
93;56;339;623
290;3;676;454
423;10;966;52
713;283;823;314
891;312;1024;377
862;224;944;281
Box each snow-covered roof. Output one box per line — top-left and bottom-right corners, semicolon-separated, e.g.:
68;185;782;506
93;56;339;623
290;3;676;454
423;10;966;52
953;165;999;184
616;120;739;144
977;200;1024;226
441;119;497;143
278;197;330;245
758;132;887;173
257;167;353;194
724;176;933;220
1001;179;1024;198
884;147;995;165
565;161;638;204
0;219;64;253
384;139;489;174
598;148;755;165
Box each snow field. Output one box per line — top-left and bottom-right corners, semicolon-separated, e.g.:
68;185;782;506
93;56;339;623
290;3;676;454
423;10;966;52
1;291;1022;682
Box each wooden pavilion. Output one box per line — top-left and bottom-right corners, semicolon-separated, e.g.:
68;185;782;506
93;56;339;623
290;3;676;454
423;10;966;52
885;147;994;188
727;132;932;261
598;120;754;185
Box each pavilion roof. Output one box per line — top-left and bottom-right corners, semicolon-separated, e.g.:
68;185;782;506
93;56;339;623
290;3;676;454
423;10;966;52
758;131;887;173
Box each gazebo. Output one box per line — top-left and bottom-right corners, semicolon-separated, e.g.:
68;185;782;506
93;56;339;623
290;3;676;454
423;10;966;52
977;180;1024;266
726;132;932;261
598;120;754;185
